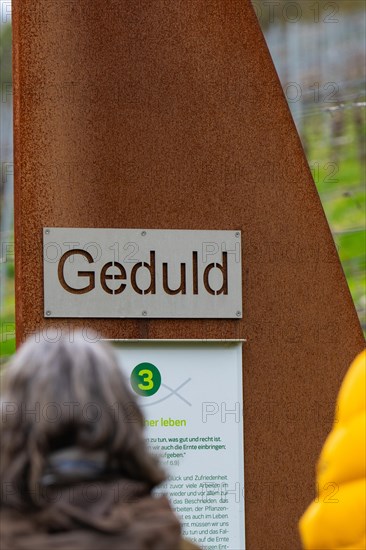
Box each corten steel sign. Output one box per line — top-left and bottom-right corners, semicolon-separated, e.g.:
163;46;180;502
43;228;242;318
13;1;365;548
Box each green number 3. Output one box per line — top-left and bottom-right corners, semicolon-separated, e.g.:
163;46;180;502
138;369;154;390
131;362;162;396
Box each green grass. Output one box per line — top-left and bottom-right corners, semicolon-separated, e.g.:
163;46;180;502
304;100;366;333
0;261;16;363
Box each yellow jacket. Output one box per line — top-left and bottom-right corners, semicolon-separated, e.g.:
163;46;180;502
299;350;366;549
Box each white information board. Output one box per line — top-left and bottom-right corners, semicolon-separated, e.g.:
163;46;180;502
113;341;245;550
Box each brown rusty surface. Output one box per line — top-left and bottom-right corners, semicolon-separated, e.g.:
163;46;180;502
13;1;364;548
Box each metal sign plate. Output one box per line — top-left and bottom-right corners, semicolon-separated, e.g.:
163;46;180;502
43;228;242;318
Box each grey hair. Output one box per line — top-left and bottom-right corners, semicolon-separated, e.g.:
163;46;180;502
0;332;165;509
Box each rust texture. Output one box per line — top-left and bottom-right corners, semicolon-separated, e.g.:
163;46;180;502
13;1;364;548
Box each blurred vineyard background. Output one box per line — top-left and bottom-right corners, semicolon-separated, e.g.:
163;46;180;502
0;0;365;363
255;0;365;335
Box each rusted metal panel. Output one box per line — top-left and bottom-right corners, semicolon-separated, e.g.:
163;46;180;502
13;1;364;548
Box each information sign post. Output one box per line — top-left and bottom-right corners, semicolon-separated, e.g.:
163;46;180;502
114;341;245;550
13;1;365;547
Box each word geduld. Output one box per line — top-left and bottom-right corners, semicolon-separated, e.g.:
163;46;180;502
58;249;229;296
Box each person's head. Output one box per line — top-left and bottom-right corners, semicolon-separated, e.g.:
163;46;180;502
0;332;165;509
